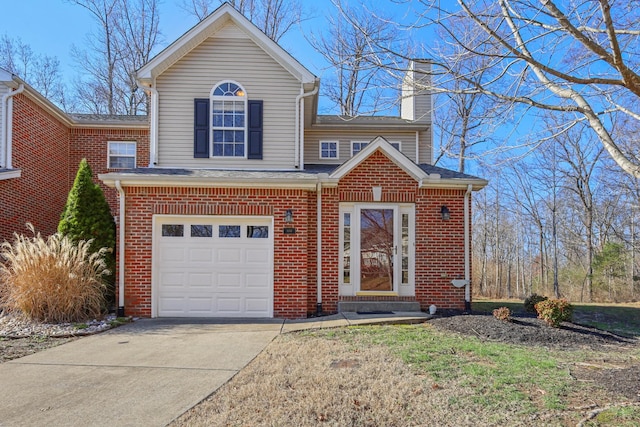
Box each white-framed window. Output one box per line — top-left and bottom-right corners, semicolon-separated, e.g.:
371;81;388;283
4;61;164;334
108;141;136;169
320;141;338;159
211;81;247;157
351;141;369;156
390;141;401;151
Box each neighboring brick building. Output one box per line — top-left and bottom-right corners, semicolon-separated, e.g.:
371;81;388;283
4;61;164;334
0;76;148;241
2;4;486;319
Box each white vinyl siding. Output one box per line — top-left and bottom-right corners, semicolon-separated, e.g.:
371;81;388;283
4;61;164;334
304;130;418;164
417;129;432;164
156;33;300;169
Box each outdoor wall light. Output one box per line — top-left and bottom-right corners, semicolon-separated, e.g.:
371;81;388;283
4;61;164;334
284;209;294;223
441;205;450;221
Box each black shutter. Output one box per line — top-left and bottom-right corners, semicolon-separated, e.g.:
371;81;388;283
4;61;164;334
194;98;209;158
247;100;263;159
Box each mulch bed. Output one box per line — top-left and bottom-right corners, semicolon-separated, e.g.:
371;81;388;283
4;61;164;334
429;313;635;350
430;313;640;402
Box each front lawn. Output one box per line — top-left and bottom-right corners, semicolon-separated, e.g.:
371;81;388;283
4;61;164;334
172;304;640;426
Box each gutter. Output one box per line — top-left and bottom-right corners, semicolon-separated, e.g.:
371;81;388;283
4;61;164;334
137;82;158;167
1;84;24;169
462;184;473;311
295;80;319;169
115;180;126;316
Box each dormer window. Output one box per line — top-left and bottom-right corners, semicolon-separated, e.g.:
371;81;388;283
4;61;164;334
211;81;247;157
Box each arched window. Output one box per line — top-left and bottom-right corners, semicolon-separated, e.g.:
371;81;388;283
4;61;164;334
211;81;247;157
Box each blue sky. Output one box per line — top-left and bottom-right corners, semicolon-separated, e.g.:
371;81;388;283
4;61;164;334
1;1;354;85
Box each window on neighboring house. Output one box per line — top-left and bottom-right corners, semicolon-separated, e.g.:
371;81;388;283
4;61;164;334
211;81;246;157
108;141;136;169
320;141;338;159
351;141;368;156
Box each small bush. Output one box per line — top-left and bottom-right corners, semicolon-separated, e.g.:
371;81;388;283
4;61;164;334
524;294;548;313
0;224;108;323
492;307;511;322
535;298;573;327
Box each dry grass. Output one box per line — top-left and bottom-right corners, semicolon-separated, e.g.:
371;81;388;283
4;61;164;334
0;224;107;323
172;323;640;427
172;333;523;427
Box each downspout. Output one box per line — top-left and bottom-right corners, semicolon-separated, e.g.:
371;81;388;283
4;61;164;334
115;180;126;317
1;84;25;169
138;82;158;167
295;81;319;170
463;184;473;311
316;179;323;314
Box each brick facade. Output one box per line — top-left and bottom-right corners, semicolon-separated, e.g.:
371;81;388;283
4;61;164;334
115;150;471;319
70;127;150;215
2;97;472;319
0;94;70;241
0;92;149;244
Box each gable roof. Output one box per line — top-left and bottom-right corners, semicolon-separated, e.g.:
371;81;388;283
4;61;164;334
328;136;487;190
330;136;429;182
137;2;316;85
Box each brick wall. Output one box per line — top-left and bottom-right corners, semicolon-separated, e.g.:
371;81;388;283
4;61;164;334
0;94;70;242
121;186;310;318
319;150;469;312
0;92;150;244
117;151;471;318
70;127;150;215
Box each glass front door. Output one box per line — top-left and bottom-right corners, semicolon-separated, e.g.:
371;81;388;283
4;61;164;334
359;208;394;291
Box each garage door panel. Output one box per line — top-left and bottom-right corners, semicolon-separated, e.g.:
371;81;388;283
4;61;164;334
160;246;186;263
216;297;242;314
246;248;270;263
155;216;273;317
158;296;187;314
185;297;214;313
187;272;214;287
245;298;270;314
245;273;270;289
217;248;242;263
159;272;186;288
217;272;242;289
188;247;214;263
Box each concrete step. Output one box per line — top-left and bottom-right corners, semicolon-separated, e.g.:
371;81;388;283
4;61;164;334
337;301;422;313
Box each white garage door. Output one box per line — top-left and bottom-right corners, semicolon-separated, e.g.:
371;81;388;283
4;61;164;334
154;216;273;317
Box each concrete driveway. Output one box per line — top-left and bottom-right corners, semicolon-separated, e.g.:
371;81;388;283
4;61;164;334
0;318;284;427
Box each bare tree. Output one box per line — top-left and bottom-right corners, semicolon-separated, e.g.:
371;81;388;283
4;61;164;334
179;0;302;43
69;0;161;115
115;0;160;114
0;35;68;109
308;0;399;116
354;1;640;178
69;0;120;114
431;19;511;173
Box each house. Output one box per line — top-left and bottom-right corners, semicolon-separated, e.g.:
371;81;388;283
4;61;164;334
0;69;148;243
98;3;487;319
2;2;487;319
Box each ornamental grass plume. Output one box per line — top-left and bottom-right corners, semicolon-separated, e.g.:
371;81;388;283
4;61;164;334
0;224;108;323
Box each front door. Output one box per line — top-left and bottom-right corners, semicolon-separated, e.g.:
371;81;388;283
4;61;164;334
359;208;394;291
339;204;415;296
